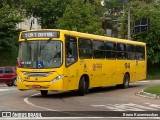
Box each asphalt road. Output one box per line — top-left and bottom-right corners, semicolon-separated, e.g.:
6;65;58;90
0;80;160;120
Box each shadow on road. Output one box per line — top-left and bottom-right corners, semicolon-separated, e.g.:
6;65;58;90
31;83;144;99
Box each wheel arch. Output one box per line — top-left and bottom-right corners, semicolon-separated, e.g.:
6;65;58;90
79;74;90;89
124;72;130;82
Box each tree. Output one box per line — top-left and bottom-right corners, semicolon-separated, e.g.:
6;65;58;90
103;0;125;37
23;0;71;29
121;0;160;64
0;3;23;65
104;0;124;16
56;0;105;35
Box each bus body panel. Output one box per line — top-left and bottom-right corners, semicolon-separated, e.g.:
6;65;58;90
17;29;147;94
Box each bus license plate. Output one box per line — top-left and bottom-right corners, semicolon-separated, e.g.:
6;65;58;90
32;85;41;88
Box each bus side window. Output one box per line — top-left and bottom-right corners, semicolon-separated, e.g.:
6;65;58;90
117;43;126;59
127;44;135;60
65;36;78;66
135;46;145;60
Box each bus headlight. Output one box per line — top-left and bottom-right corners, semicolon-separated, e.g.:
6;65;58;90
51;74;64;83
17;75;24;82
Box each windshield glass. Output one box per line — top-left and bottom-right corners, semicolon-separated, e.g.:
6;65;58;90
17;40;62;68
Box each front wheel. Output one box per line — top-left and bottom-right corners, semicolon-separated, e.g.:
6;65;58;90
78;77;89;96
13;78;17;86
40;90;48;96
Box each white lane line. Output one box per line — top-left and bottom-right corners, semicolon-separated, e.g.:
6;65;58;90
0;88;17;91
24;93;58;111
23;93;96;117
137;81;150;83
0;89;10;91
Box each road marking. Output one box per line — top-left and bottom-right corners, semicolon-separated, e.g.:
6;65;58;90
0;88;17;91
145;103;160;109
23;93;98;117
137;81;150;83
24;93;57;111
0;89;10;91
91;103;158;111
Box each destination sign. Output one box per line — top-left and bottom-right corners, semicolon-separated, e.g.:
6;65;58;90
21;31;60;39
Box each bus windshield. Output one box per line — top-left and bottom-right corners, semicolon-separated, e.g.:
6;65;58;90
18;40;62;68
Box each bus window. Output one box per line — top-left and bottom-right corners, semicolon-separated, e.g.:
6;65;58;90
78;38;92;59
105;42;116;59
65;36;78;66
135;46;145;60
92;40;105;59
127;44;135;60
117;43;126;59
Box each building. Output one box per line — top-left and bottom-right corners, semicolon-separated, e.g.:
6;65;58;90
17;17;41;30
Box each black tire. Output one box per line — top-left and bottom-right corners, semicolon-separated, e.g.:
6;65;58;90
40;90;48;96
7;83;13;87
122;73;130;89
13;78;17;86
78;77;86;96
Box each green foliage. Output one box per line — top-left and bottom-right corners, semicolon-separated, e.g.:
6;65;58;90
103;0;125;37
144;85;160;95
0;5;22;52
147;64;160;79
0;0;25;8
56;0;105;35
104;0;124;12
103;0;124;20
23;0;71;28
0;3;23;65
120;0;160;64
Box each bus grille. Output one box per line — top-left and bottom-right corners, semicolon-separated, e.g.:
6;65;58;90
22;72;53;77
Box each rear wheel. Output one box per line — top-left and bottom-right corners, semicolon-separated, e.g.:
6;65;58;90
122;73;130;89
40;90;48;96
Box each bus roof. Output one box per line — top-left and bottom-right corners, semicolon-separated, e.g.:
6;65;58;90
20;29;146;46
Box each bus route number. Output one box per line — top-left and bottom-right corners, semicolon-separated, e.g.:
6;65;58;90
124;63;130;68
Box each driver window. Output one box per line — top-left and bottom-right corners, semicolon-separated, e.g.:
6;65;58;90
65;36;78;66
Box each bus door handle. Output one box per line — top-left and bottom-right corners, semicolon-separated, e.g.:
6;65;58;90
103;74;106;75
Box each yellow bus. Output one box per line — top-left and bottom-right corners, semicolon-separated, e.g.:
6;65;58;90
17;29;146;96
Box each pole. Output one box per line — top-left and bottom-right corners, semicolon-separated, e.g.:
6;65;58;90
128;6;131;40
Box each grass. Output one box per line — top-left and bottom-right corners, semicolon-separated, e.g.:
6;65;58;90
144;64;160;95
144;85;160;95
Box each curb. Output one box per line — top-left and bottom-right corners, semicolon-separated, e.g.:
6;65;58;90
135;90;160;99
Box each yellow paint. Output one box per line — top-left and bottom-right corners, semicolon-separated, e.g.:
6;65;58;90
17;29;146;92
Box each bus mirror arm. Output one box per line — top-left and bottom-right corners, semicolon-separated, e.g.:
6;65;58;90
48;38;52;41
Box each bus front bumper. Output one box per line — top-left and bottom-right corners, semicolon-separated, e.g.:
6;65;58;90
17;79;64;91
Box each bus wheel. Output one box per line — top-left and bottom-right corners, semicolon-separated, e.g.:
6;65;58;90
122;73;130;89
78;77;86;96
40;90;48;96
13;78;17;86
